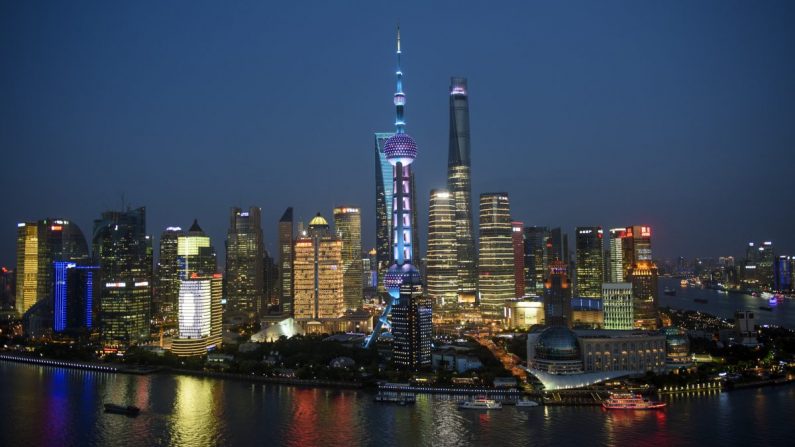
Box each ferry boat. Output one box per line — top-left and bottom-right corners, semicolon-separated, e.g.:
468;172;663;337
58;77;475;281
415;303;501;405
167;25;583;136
104;403;141;416
374;392;416;405
459;396;502;410
601;393;665;410
516;398;539;408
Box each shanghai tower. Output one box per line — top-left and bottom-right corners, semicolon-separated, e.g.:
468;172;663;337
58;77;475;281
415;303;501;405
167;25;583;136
448;77;477;302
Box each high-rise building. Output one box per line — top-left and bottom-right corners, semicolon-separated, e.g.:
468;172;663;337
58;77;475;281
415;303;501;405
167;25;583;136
334;206;363;311
548;227;568;264
627;261;659;330
178;220;216;279
622;225;652;276
775;255;793;292
15;219;89;316
607;228;625;283
478;193;514;320
93;207;152;348
757;241;775;290
602;282;633;330
155;227;183;321
278;207;294;315
53;262;98;333
447;77;477;302
0;267;14;311
374;132;395;293
426;189;458;307
543;260;572;327
225;207;264;317
523;226;549;294
366;28;431;370
574;226;604;299
172;274;223;357
512;222;525;298
293;214;344;321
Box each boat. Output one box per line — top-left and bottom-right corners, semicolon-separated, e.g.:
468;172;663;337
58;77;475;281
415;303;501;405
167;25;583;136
680;279;688;287
459;396;502;410
761;292;774;300
516;398;539;408
602;392;665;410
104;403;141;416
758;305;773;312
663;287;676;296
374;392;415;405
694;298;708;304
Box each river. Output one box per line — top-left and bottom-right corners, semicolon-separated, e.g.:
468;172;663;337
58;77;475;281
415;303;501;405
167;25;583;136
1;361;793;446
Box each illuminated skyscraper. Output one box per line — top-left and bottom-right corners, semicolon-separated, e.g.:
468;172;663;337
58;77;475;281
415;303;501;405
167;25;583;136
512;221;525;298
172;273;223;357
334;206;363;310
757;241;775;290
177;220;216;279
366;28;431;370
523;226;549;294
478;193;514;320
622;225;652;276
15;219;89;316
607;228;625;283
574;226;604;299
448;77;477;302
154;227;182;321
225;207;264;317
627;261;660;330
426;189;458;307
93;207;152;347
278;207;294;315
293;213;344;321
543;260;572;327
602;282;633;330
53;262;98;333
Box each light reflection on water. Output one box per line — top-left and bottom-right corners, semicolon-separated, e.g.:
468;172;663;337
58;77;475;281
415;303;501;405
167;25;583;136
1;362;794;447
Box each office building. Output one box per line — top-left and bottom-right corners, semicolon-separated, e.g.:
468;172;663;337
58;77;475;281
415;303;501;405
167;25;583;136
155;226;183;321
334;206;364;310
602;282;634;330
574;227;604;299
543;260;572;327
93;207;152;348
177;220;216;279
627;261;660;330
523;226;549;294
225;207;264;317
478;193;514;320
426;189;458;307
293;214;344;322
447;77;477;302
172;274;223;357
757;241;775;290
622;225;652;276
53;262;98;333
607;228;625;283
504;298;544;329
512;222;525;298
571;297;603;329
278;207;294;314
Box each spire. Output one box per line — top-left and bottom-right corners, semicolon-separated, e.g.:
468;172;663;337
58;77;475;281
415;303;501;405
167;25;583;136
393;24;406;134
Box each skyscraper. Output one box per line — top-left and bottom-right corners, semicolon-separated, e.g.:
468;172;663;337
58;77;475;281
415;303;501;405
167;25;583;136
53;262;98;333
155;226;183;322
278;207;294;315
172;273;223;357
426;189;458;307
607;228;625;283
366;28;431;370
523;226;549;294
225;207;264;317
478;193;514;320
543;260;572;327
15;219;89;316
626;261;659;330
757;241;775;290
374;132;395;293
602;282;633;330
293;213;344;322
93;207;152;348
448;77;477;302
622;225;652;276
177;220;216;279
512;221;525;298
574;226;604;299
334;206;363;311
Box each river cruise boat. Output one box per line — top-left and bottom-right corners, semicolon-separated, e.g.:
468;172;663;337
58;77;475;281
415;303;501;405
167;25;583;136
602;393;665;410
104;403;141;416
459;396;502;410
516;398;539;407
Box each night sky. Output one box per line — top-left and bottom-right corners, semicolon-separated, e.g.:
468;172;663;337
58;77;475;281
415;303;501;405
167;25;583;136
2;1;794;267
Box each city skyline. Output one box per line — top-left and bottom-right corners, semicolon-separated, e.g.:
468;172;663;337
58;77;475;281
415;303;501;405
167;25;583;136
3;2;795;266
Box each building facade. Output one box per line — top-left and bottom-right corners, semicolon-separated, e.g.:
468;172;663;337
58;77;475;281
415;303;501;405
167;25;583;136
627;261;660;330
278;207;294;315
172;274;223;357
53;262;98;333
293;214;344;321
602;282;634;330
155;226;183;322
177;220;216;279
334;206;363;311
523;226;549;295
225;207;264;317
575;226;604;299
543;260;572;327
607;228;625;283
426;189;458;307
512;221;525;298
478;193;514;320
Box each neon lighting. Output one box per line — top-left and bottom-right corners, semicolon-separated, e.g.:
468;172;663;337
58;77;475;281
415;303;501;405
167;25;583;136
51;225;62;231
53;262;74;332
85;270;93;329
134;281;149;287
105;282;126;288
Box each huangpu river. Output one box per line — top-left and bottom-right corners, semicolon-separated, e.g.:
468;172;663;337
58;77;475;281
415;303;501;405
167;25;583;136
1;361;793;446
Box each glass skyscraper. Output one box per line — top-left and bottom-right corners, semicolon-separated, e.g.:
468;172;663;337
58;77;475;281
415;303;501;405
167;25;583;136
447;77;477;301
225;207;264;318
334;206;363;311
426;189;458;307
155;226;183;322
177;220;216;279
512;221;525;298
523;226;549;295
293;214;344;321
278;207;294;315
607;228;625;283
574;226;604;299
478;193;514;320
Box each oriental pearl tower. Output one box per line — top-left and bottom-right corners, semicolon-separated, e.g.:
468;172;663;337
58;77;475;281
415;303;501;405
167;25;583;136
364;27;425;349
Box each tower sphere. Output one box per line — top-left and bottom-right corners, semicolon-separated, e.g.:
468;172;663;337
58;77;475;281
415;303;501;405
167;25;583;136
384;133;417;166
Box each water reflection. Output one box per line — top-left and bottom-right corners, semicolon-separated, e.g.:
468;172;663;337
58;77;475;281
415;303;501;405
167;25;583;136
171;376;221;446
